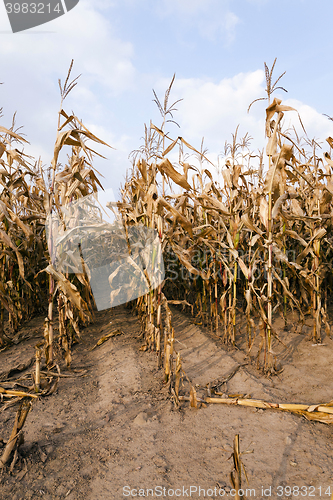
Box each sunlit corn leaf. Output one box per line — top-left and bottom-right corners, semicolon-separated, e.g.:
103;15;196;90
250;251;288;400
44;265;91;321
157;158;192;191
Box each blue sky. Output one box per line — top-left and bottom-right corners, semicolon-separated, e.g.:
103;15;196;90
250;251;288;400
0;0;332;197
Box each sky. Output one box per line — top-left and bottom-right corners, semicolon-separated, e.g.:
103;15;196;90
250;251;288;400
0;0;333;199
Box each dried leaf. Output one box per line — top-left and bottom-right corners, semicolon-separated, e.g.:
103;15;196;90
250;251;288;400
157;158;192;191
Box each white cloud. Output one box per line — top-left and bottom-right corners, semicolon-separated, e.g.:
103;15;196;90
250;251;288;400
224;11;240;43
156;0;240;44
0;0;137;190
0;0;329;196
197;10;240;43
282;99;333;149
156;70;267;156
152;71;333;179
0;1;135;94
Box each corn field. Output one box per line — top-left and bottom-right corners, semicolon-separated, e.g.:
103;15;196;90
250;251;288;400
120;63;333;381
1;57;333;393
0;62;107;365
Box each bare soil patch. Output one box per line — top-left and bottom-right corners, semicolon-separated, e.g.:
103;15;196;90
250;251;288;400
0;306;333;500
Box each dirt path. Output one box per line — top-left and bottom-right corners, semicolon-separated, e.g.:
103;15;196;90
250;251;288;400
0;306;333;499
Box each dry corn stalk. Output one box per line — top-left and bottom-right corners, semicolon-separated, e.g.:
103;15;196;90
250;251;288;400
0;60;111;372
1;61;333;389
230;434;243;500
204;396;333;424
121;62;333;377
34;345;42;392
0;399;32;469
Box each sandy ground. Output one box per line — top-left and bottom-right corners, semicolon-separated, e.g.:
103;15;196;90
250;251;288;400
0;305;333;500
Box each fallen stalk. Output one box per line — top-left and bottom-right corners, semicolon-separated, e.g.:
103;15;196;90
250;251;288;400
204;397;333;412
0;387;38;399
40;370;87;378
0;400;32;469
178;395;333;423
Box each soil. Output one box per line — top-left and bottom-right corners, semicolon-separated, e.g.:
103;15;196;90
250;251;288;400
0;305;333;500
